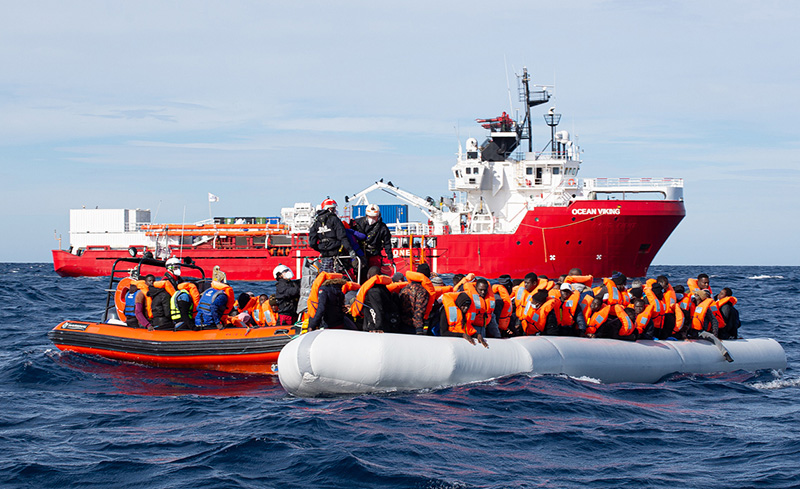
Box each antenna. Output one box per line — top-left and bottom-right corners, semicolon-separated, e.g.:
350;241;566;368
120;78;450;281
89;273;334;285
504;55;514;114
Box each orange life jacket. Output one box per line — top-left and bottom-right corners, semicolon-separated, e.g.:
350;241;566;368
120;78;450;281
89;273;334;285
341;281;361;295
587;303;631;336
307;272;343;318
687;278;713;297
692;298;725;331
252;302;277;327
634;304;654;334
565;274;593;287
386;281;407;294
177;282;200;312
463;282;496;328
440;292;476;335
405;271;436;318
523;297;558;335
557;290;581;327
492;284;513;331
350;274;392;317
453;273;476;292
515;285;535;332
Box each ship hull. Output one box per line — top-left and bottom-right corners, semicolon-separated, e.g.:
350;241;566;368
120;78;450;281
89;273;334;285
53;200;684;280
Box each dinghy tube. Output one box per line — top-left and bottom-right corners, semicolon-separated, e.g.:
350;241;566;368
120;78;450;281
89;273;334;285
277;330;787;397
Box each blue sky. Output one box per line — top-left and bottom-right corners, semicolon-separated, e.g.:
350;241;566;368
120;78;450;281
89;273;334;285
1;1;798;265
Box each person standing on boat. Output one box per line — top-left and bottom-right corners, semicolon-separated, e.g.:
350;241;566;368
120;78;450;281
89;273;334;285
309;199;355;273
273;264;300;325
351;204;394;276
398;263;432;335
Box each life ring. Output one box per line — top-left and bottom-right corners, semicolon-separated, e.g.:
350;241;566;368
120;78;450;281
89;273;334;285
566;178;576;186
114;278;133;321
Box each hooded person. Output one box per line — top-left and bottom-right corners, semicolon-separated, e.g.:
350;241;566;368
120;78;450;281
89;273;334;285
398;263;432;335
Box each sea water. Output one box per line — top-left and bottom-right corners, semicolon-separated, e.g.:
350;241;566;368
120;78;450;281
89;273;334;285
1;264;798;488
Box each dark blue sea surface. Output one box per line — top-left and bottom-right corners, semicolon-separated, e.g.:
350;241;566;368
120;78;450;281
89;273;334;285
2;264;798;488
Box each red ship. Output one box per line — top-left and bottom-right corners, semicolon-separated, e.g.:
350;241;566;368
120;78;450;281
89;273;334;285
53;68;684;281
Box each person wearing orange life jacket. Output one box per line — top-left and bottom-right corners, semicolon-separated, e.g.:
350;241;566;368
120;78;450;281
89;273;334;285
643;283;670;339
124;279;152;330
252;294;277;327
687;273;711;297
146;274;174;330
308;276;358;331
439;292;488;347
361;266;401;333
716;287;741;340
672;285;693;338
586;296;636;340
234;292;259;328
630;298;656;339
515;273;539;335
398;263;432;335
522;289;559;335
464;278;502;338
690;289;723;338
492;275;514;336
557;283;581;336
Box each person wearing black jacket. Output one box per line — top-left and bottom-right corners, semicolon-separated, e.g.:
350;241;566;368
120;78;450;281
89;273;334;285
363;266;401;333
308;199;354;272
146;275;174;330
351;204;394;273
274;265;301;325
307;277;357;331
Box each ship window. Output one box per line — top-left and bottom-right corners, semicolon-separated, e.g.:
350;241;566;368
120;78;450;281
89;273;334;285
473;167;478;173
469;178;476;184
526;168;533;175
466;167;471;174
553;167;560;175
639;244;651;253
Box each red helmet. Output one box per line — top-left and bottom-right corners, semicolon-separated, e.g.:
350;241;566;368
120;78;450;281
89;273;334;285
321;199;337;210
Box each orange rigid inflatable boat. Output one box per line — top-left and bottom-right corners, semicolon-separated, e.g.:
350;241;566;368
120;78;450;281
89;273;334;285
48;254;298;375
49;320;298;375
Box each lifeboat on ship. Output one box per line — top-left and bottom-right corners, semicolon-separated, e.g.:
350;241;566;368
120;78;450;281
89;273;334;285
48;255;298;375
278;330;787;397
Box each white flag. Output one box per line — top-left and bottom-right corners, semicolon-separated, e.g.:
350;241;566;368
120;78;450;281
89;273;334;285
208;193;219;203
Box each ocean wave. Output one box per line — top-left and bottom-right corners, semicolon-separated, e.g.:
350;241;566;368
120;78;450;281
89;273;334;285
751;375;800;390
748;275;785;280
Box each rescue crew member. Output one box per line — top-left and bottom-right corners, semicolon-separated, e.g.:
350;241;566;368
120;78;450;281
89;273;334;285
170;285;195;331
196;285;232;330
308;199;355;273
351;204;395;275
274;264;301;325
164;257;183;289
212;265;227;283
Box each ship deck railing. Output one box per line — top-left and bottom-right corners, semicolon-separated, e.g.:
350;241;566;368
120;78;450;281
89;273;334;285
585;177;683;188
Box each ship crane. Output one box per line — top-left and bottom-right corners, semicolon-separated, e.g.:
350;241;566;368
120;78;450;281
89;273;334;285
346;181;463;235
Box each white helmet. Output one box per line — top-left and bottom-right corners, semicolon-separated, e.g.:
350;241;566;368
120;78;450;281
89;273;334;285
366;204;380;217
165;257;181;276
273;264;291;279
